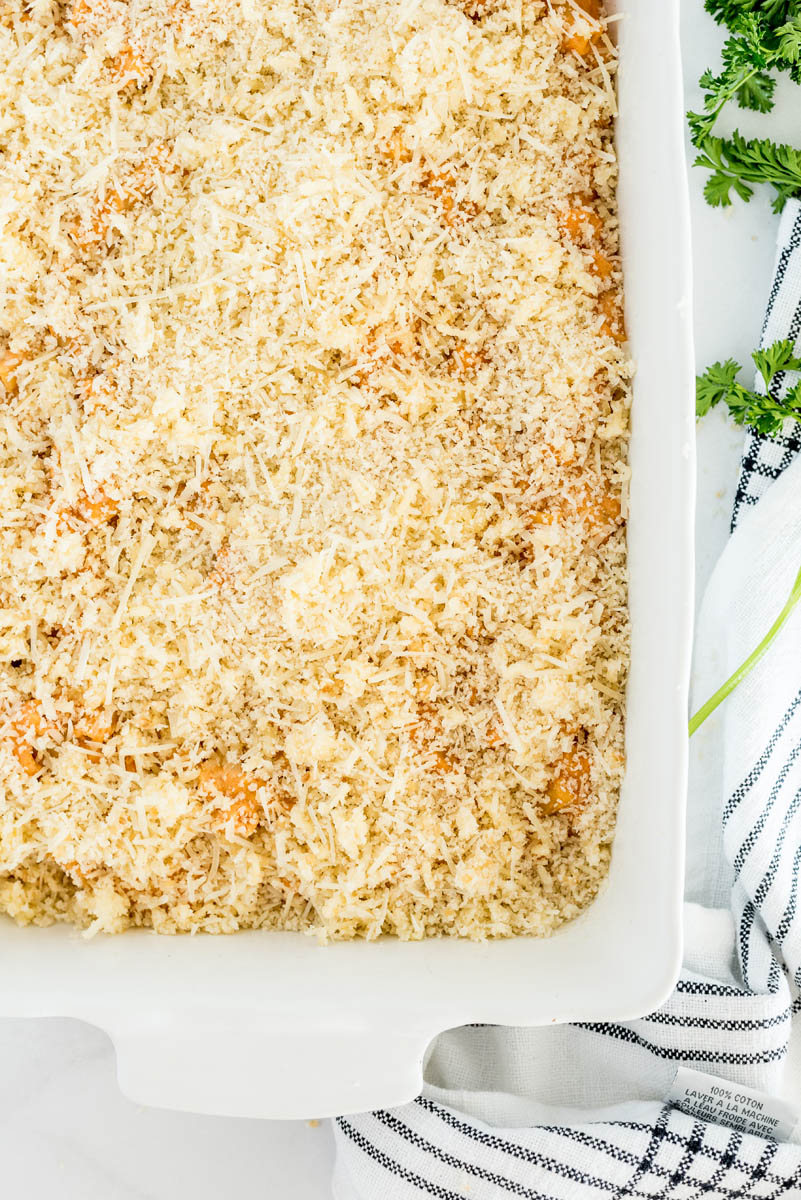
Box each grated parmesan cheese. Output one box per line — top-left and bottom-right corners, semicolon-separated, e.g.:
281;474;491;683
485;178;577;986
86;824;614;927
0;0;630;941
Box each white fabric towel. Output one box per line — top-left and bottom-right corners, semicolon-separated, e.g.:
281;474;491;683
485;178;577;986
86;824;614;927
332;203;801;1199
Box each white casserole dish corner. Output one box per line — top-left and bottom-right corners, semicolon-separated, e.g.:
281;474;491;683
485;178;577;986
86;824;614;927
0;0;695;1120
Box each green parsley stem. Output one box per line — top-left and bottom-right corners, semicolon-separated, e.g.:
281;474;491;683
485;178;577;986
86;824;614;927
706;63;767;128
689;560;801;736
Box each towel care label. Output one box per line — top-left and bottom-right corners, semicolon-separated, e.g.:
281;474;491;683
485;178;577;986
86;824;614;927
668;1067;798;1142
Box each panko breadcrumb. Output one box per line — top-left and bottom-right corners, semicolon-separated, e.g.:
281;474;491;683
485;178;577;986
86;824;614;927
0;0;631;940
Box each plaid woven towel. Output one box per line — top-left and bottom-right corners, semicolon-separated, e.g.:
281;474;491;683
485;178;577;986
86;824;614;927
332;203;801;1200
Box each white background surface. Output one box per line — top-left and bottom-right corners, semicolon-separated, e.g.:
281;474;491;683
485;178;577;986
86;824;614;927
2;5;799;1197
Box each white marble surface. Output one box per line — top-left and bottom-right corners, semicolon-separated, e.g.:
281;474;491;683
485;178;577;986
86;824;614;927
2;6;799;1198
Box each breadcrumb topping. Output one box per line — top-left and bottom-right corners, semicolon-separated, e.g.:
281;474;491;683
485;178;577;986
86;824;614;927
0;0;630;940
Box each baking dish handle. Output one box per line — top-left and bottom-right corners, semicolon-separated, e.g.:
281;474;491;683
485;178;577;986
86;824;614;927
110;1019;433;1120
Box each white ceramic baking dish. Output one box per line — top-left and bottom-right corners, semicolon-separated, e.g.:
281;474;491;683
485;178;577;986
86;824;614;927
0;0;695;1120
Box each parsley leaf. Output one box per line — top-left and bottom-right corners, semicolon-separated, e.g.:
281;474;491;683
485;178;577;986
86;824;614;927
696;359;741;417
776;15;801;81
694;132;801;212
753;339;801;389
696;341;801;435
736;67;778;111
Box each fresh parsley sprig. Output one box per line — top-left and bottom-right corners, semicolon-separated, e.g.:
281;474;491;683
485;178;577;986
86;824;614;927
696;340;801;434
688;8;801;143
687;1;801;211
695;132;801;210
688;18;779;145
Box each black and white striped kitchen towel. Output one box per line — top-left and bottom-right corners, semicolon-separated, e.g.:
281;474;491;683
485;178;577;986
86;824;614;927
332;203;801;1199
